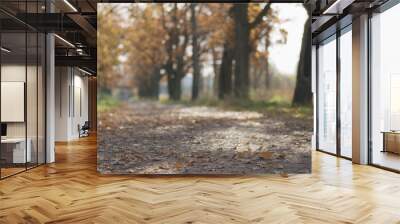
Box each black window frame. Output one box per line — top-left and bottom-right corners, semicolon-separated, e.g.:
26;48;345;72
0;0;48;180
314;18;353;161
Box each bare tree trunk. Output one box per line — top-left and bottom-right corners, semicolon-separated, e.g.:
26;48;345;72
191;3;201;101
218;42;234;99
265;28;272;88
230;3;271;99
168;73;181;101
211;47;219;97
138;69;160;99
292;7;312;105
162;3;189;101
232;3;250;99
265;61;271;88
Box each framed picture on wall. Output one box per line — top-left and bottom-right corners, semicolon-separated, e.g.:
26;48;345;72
1;81;25;122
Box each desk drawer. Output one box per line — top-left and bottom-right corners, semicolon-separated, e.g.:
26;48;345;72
13;141;31;163
1;140;32;163
384;133;400;154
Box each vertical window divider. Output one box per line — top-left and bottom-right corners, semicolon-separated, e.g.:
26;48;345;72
367;11;373;165
0;23;2;179
44;0;48;165
44;25;47;165
36;0;39;167
336;28;341;157
316;44;320;151
73;68;75;118
69;69;71;118
25;0;28;171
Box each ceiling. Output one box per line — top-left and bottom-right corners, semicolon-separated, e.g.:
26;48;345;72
4;0;390;74
0;0;97;74
311;0;390;43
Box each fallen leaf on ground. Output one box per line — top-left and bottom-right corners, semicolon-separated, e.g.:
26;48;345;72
258;151;273;159
175;162;184;169
280;173;289;178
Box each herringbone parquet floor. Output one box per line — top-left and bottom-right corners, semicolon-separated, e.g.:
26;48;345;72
1;135;400;224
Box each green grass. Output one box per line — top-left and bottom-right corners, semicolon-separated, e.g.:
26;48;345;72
160;97;312;119
98;95;121;112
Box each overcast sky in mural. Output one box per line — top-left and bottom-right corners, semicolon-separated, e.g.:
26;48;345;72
109;3;308;76
269;4;307;75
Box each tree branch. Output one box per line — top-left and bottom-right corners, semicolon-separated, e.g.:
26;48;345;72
249;3;271;30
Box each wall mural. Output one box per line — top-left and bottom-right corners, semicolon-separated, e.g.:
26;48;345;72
97;3;312;175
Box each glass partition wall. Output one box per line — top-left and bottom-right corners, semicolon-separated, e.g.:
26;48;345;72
370;3;400;171
339;27;352;159
316;25;352;159
0;31;27;177
0;2;46;179
317;35;337;155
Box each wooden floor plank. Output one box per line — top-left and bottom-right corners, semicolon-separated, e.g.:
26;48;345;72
0;135;399;223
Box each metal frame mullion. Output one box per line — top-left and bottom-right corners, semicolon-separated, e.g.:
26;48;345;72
25;0;28;171
0;0;49;181
0;21;2;179
36;0;39;168
367;11;373;165
37;2;39;167
316;44;320;151
44;0;48;164
336;28;341;157
315;21;356;162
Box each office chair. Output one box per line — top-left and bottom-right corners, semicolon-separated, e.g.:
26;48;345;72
79;121;90;138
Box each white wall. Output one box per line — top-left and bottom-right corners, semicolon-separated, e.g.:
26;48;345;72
55;66;70;141
352;14;369;164
1;63;46;164
1;65;26;140
1;65;38;138
70;73;89;138
46;33;56;163
55;67;89;141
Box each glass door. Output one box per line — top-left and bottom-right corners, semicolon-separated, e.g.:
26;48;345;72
1;31;28;178
317;35;337;154
0;0;47;179
370;3;400;171
339;26;352;158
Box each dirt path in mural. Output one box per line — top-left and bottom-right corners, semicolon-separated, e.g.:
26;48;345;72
97;101;312;174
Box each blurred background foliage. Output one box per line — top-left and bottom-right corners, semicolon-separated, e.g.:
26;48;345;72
98;3;312;113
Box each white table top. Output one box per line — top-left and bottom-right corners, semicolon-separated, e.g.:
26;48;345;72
1;138;28;143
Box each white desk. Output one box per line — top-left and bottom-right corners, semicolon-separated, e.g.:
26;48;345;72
1;138;31;163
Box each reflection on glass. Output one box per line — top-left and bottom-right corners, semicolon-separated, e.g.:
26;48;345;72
340;28;352;158
27;31;38;169
371;4;400;171
38;33;46;165
1;31;27;177
318;36;337;154
390;75;400;130
0;1;47;179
